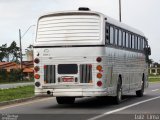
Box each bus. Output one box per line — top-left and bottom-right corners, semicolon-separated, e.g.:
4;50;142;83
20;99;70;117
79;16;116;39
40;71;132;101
34;7;151;104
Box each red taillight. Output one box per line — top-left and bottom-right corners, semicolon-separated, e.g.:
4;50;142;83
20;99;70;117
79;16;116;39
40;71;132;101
34;74;40;79
97;81;102;87
96;57;102;62
34;66;40;72
34;58;40;64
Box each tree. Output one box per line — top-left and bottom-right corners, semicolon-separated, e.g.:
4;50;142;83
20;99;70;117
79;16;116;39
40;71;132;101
0;44;7;62
8;41;20;62
0;41;20;62
148;59;154;66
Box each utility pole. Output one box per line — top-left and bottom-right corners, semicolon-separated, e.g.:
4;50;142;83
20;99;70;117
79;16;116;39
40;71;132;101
119;0;122;22
19;25;35;80
19;25;35;68
19;29;23;70
19;29;23;80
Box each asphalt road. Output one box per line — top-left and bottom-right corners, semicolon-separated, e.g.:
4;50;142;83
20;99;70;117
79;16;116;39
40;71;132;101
0;82;34;89
0;82;160;120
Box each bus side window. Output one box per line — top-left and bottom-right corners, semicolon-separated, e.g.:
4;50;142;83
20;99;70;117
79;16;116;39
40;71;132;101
138;37;141;50
106;24;110;44
122;31;126;47
109;26;114;45
118;29;122;46
135;36;138;50
140;38;143;50
132;35;135;49
142;38;145;50
129;34;132;48
115;28;118;45
126;33;129;48
144;39;147;48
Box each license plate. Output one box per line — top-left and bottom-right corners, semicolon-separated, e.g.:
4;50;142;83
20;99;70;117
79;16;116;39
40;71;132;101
62;77;74;82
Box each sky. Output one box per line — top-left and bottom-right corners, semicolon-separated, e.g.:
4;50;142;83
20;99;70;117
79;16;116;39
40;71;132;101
0;0;160;62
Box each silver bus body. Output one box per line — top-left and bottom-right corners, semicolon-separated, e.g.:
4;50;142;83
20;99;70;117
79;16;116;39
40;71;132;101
34;9;149;101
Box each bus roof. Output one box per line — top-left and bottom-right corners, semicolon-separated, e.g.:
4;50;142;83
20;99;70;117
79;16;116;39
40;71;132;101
105;15;145;37
38;10;145;37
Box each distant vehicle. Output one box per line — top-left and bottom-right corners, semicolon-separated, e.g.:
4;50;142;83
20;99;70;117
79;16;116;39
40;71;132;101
34;7;151;104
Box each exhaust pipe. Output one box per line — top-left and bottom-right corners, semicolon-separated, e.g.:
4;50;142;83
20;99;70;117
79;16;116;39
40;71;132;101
47;91;51;95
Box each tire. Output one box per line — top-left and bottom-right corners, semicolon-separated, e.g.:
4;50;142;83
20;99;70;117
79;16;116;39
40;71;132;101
114;78;122;105
56;97;75;104
136;76;145;97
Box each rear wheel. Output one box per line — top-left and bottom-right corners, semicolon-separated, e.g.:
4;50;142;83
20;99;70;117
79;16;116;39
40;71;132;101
56;97;75;104
136;76;145;97
114;78;122;104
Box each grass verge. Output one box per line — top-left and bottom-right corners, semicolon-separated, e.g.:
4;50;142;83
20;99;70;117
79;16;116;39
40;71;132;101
0;85;34;102
149;77;160;82
0;80;34;84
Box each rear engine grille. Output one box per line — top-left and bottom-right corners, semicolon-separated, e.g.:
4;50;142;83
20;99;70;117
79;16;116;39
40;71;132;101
80;64;92;83
44;65;56;83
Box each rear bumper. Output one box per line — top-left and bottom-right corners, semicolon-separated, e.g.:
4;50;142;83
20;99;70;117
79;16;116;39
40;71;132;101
35;88;109;97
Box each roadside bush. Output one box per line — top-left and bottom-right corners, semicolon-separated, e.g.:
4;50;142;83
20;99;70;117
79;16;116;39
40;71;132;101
0;69;8;82
8;69;21;82
0;68;33;83
29;73;34;81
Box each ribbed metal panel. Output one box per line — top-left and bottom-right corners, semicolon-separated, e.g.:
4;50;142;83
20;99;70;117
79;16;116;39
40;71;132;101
44;65;56;83
80;64;92;83
37;14;100;42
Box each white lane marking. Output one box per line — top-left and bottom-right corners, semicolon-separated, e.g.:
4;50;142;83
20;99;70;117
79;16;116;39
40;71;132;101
88;96;160;120
152;89;159;92
0;97;53;110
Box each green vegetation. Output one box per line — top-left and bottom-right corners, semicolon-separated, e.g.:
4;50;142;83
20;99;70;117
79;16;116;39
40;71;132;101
149;76;160;82
0;80;34;84
0;41;20;62
0;69;34;84
0;68;22;83
0;85;34;102
149;74;160;77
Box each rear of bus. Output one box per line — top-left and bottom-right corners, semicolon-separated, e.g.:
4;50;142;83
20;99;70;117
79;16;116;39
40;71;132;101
34;9;107;103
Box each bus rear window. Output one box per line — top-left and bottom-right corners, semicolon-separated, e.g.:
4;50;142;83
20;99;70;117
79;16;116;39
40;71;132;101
58;64;78;74
36;13;101;45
